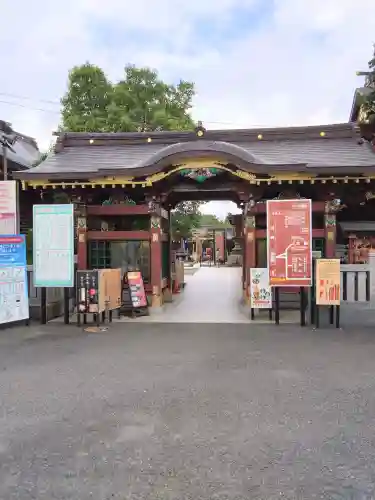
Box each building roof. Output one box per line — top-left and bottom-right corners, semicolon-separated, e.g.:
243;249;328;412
13;122;375;181
0;128;40;170
349;87;375;122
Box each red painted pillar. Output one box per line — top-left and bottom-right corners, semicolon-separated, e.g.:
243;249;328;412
324;213;336;258
244;215;256;303
76;211;88;270
215;231;225;260
150;215;162;307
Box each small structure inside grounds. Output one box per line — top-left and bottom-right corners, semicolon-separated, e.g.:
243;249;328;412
13;117;375;307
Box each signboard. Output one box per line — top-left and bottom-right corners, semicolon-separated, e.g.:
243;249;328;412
33;204;74;287
316;259;341;305
267;199;312;287
127;271;147;308
0;180;18;234
77;270;100;314
0;235;29;325
250;268;272;308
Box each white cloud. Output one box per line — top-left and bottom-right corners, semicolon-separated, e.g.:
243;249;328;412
1;0;374;216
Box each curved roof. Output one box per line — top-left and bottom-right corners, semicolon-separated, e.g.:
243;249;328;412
13;123;375;180
136;140;264;168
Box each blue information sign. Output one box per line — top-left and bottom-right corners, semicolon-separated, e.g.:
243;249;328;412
0;235;29;324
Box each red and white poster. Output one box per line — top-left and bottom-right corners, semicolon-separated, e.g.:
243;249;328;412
127;271;148;308
0;181;18;235
267;199;312;287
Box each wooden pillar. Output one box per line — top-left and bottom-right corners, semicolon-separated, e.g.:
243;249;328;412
76;208;87;270
150;215;163;307
348;234;356;264
244;214;256;303
324;212;336;258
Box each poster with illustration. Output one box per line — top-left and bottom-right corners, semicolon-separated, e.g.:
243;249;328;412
250;268;272;309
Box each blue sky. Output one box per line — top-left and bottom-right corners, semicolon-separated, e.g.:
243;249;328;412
0;0;374;218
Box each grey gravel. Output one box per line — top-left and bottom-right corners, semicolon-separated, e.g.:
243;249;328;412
1;323;375;499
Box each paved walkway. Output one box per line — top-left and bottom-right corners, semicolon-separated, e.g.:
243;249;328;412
128;266;250;323
3;322;375;498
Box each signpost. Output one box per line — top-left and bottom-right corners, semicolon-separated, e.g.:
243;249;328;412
316;259;341;306
0;235;29;325
267;199;312;325
33;204;74;287
314;258;341;328
249;268;272;320
267;199;312;286
0;180;18;235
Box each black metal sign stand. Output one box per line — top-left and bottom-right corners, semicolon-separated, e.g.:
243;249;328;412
314;304;340;329
273;286;307;326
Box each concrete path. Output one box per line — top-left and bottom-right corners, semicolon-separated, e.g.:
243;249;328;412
129;266;250;323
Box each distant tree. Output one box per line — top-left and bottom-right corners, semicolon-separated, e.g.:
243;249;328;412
198;213;231;228
171;201;202;240
60;63;196;132
359;48;375;124
61;63;113;132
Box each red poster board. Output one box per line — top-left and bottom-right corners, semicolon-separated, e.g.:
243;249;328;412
127;271;147;308
267;199;312;287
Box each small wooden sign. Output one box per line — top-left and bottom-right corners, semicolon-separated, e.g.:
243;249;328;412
250;268;272;309
316;259;341;305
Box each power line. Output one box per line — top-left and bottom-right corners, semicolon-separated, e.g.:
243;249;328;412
0;92;243;126
0;99;60;114
0;92;60;106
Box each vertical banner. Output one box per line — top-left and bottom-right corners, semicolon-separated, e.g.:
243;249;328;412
0;180;18;235
267;199;312;287
316;259;341;305
250;268;272;308
0;235;29;324
33;204;74;287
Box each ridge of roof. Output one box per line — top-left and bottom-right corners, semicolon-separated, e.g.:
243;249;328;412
56;122;359;150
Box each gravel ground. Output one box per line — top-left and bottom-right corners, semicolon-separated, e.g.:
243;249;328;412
1;322;375;499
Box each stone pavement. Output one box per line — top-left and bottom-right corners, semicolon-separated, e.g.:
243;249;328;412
149;266;249;323
2;322;375;498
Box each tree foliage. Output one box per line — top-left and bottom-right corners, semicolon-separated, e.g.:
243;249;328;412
170;204;232;240
171;201;202;239
198;213;231;228
361;50;375;124
61;63;196;132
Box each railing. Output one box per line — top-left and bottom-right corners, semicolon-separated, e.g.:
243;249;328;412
340;264;371;302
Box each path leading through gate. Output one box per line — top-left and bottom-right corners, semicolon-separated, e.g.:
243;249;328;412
132;266;249;323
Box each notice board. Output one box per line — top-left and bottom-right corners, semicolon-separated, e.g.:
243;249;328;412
0;235;29;325
127;271;148;308
77;269;122;314
33;204;74;287
250;268;272;309
267;199;312;287
316;259;341;305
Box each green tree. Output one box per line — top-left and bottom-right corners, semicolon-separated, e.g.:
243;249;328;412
61;63;113;132
198;213;231;228
61;63;196;132
171;201;202;240
360;49;375;124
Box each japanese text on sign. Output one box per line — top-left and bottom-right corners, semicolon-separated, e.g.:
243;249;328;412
250;268;272;309
0;235;29;325
267;199;312;287
316;259;341;305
